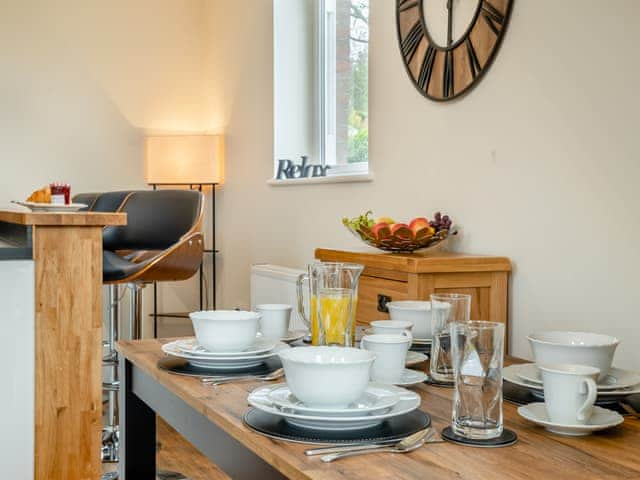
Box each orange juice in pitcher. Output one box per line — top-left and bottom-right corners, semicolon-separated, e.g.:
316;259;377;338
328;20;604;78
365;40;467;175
297;263;363;347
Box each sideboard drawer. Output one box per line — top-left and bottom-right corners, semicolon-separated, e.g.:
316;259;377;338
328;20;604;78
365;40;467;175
357;276;408;325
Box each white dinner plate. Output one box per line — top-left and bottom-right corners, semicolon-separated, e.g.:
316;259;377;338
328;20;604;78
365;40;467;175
517;403;624;436
406;351;428;367
266;383;399;417
248;383;421;431
516;363;640;391
162;340;289;369
504;364;640;399
13;201;87;212
174;337;276;357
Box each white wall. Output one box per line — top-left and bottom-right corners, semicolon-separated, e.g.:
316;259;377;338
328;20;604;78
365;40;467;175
0;0;205;200
203;0;640;369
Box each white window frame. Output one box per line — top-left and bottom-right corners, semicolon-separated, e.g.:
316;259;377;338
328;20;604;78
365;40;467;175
272;0;370;184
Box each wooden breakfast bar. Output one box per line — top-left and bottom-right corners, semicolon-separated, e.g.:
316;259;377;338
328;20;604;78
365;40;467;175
116;338;640;480
0;210;126;480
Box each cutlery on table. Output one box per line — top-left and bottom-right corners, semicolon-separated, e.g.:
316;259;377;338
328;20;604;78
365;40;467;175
200;368;284;385
317;427;436;463
305;427;438;456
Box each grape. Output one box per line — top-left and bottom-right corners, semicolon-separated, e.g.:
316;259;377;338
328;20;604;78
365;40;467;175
430;211;452;232
434;211;442;222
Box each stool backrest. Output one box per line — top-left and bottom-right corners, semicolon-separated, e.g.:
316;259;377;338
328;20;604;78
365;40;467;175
92;191;133;213
103;190;203;251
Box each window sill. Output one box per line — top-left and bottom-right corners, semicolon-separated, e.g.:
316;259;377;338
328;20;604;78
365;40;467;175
267;172;374;187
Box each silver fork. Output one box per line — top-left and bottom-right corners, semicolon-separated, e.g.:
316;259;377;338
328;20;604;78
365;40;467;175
200;368;284;385
320;438;426;463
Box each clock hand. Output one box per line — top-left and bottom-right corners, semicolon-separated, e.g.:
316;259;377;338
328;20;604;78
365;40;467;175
447;0;453;46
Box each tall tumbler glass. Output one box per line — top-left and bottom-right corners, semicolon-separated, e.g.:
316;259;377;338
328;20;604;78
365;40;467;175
450;321;504;440
429;293;471;384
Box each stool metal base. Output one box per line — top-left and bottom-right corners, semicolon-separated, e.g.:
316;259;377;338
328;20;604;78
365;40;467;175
102;427;120;463
101;472;119;480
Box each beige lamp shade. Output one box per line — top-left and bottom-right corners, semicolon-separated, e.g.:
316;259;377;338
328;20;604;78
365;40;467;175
145;134;224;184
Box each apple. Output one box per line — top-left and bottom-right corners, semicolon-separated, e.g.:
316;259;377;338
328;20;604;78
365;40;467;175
390;223;412;240
372;222;392;240
409;217;429;233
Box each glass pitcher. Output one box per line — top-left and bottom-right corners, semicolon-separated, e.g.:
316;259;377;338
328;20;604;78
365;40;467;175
296;262;363;346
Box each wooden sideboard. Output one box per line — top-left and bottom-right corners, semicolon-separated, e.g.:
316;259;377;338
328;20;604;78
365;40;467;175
315;249;512;342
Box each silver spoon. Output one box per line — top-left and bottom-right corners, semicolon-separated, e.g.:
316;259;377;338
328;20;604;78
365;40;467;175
320;429;435;463
320;435;428;463
305;427;435;456
200;368;284;385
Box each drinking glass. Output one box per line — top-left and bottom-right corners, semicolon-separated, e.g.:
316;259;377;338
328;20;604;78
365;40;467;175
450;321;504;440
296;262;363;346
429;293;471;383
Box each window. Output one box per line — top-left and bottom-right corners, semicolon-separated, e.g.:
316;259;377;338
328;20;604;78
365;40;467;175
273;0;369;181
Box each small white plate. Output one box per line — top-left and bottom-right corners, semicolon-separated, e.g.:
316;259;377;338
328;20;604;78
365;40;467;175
517;363;640;391
175;337;276;357
364;328;432;346
406;351;428;367
13;201;87;212
280;330;306;344
266;383;399;417
248;383;421;431
377;368;428;387
504;364;640;397
517;403;624;436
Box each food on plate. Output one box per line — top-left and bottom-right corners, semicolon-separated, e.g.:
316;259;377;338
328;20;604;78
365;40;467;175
371;222;392;240
375;216;395;225
27;186;51;203
389;223;412;240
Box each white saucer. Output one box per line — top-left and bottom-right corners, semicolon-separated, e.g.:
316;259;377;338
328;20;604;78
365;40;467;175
162;340;289;369
406;351;428;367
504;364;640;399
517;403;624;436
517;363;640;391
248;383;421;431
377;368;428;387
174;337;276;357
266;383;399;417
280;330;306;344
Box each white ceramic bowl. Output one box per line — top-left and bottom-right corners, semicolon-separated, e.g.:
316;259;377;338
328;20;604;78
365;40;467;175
528;331;619;381
190;310;260;353
386;301;449;339
370;320;414;334
278;346;375;408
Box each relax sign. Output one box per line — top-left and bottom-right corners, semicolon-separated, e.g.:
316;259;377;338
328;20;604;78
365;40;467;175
276;156;330;180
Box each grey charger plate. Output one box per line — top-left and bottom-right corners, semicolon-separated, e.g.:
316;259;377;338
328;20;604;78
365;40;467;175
243;408;431;445
157;356;282;378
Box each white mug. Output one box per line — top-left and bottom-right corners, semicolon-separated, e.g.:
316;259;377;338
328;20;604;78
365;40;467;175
360;334;410;383
255;304;291;340
539;363;599;425
370;320;413;348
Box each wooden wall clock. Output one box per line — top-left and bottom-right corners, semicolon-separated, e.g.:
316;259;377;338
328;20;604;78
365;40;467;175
396;0;513;101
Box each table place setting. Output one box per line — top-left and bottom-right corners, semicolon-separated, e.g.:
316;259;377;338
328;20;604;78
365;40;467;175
508;330;635;436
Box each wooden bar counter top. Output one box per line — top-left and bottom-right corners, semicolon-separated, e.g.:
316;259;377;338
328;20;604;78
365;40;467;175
117;338;640;480
0;210;126;480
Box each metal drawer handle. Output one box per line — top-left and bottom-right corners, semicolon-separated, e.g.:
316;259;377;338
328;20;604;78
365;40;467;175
377;294;392;313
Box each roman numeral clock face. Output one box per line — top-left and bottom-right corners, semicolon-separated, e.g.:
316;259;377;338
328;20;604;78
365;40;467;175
397;0;513;101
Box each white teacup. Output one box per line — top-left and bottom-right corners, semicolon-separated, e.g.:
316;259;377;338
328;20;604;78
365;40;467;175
539;363;599;425
370;320;413;348
361;334;410;383
255;304;291;340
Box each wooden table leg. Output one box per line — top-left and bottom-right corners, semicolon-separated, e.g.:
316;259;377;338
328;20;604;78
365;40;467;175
119;359;156;479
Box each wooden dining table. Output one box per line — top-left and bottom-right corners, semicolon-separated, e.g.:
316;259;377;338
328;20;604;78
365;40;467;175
116;339;640;480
